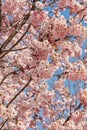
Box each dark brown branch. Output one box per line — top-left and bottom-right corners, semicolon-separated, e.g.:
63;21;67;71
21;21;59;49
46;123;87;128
63;115;71;125
0;118;8;130
53;71;68;78
74;103;82;111
0;24;31;58
74;6;87;18
0;70;19;86
63;104;72;125
0;14;29;50
79;15;85;23
0;0;2;29
54;35;76;42
6;77;32;108
0;3;36;50
2;47;27;52
0;0;2;30
63;103;82;125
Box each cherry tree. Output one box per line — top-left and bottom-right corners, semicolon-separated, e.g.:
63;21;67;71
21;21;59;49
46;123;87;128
0;0;87;129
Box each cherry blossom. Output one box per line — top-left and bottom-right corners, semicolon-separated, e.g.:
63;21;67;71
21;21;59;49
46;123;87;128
0;0;87;130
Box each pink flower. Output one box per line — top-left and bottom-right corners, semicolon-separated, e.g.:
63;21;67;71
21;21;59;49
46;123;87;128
79;89;87;107
30;10;46;26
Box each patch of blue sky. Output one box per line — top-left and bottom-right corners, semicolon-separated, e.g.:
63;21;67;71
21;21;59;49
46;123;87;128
43;5;53;12
2;0;6;3
47;67;64;91
28;112;46;130
43;1;60;17
68;79;85;96
54;67;63;75
43;6;71;34
47;80;54;91
80;39;87;59
43;6;54;17
64;78;85;96
80;49;86;60
82;20;87;27
77;80;85;89
30;113;37;120
6;14;14;22
48;55;52;63
50;103;55;110
64;78;69;87
79;39;87;60
69;57;79;63
21;40;26;45
43;117;52;125
81;39;87;49
75;99;80;106
13;66;19;71
38;108;44;118
84;51;87;57
48;11;54;17
75;99;81;108
74;81;81;93
60;8;70;19
36;121;48;130
0;118;3;122
67;80;76;96
69;36;77;42
47;76;58;91
28;128;34;130
63;109;69;119
75;99;84;111
23;87;32;95
54;89;63;101
57;112;63;119
84;117;87;121
84;82;87;88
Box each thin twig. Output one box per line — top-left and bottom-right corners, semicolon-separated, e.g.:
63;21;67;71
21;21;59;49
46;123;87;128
1;47;27;52
0;118;8;130
74;6;87;18
79;15;85;23
0;24;30;58
0;70;19;86
0;0;2;29
6;77;32;108
0;3;35;50
74;103;82;111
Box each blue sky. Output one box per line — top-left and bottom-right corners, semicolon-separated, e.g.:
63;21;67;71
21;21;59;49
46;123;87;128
28;4;87;130
22;2;87;129
1;1;87;129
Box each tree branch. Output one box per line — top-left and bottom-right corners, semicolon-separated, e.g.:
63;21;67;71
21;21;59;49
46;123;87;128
0;3;36;50
6;77;32;108
0;118;8;130
2;47;27;52
74;5;87;18
63;103;82;125
0;23;31;58
0;70;19;86
0;0;2;30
